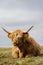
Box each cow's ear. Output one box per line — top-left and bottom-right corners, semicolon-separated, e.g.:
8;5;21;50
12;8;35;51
23;32;28;34
8;33;12;38
23;32;29;38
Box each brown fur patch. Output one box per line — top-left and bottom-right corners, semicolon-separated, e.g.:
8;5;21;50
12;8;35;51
7;29;41;58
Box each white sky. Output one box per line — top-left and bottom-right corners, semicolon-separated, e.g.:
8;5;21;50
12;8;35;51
0;0;43;47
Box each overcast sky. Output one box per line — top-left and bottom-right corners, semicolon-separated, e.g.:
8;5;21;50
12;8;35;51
0;0;43;47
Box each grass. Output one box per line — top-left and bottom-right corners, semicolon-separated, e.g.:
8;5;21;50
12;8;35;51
0;47;43;65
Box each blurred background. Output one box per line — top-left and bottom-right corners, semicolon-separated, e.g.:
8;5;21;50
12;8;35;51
0;0;43;47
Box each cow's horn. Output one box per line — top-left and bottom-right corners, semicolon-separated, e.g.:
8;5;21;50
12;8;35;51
1;27;10;34
26;26;34;33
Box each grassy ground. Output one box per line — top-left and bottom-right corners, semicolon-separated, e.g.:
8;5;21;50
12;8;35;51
0;47;43;65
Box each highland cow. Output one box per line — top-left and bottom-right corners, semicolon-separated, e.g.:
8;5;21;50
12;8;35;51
1;26;41;58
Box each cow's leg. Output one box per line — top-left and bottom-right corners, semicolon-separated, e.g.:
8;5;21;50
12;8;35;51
12;50;19;58
19;51;23;58
12;46;19;58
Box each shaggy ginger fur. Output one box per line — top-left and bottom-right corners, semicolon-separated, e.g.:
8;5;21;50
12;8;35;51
8;30;41;58
1;26;41;58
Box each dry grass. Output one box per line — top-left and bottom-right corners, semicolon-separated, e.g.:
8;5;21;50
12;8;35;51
0;46;43;65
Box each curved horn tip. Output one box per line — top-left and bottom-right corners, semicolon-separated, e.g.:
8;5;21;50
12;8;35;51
31;26;34;28
1;26;10;33
26;25;34;32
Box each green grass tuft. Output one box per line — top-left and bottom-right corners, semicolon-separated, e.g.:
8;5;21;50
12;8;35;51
0;47;43;65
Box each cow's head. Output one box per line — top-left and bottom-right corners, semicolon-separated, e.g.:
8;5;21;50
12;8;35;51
1;26;33;46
